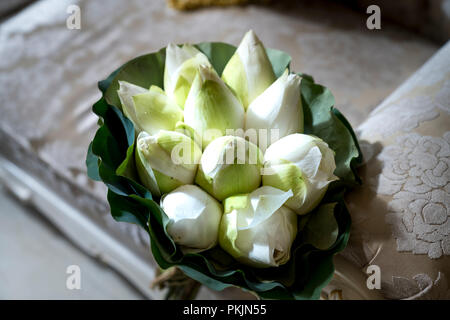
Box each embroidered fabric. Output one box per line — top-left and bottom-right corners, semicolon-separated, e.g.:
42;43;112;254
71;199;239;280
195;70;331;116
379;132;450;259
344;41;450;299
383;272;450;300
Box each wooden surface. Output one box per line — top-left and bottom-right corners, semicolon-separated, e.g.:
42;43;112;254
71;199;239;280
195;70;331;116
0;186;144;299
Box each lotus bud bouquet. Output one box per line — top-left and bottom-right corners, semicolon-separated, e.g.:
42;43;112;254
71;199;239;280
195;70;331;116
86;30;362;300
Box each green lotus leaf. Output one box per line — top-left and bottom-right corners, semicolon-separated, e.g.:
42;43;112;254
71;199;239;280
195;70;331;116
302;203;339;250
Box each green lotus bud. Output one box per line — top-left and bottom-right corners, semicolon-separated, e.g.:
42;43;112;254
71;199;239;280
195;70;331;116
117;82;183;135
262;134;338;215
164;43;212;108
133;86;183;135
219;186;297;268
184;65;245;148
195;136;263;201
245;69;303;151
117;81;148;131
161;185;223;252
222;30;276;110
135;130;202;197
174;121;202;148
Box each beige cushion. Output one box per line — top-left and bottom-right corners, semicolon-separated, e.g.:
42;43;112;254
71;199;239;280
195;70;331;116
335;41;450;299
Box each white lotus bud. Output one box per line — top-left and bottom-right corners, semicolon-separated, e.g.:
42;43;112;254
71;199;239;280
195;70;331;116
117;82;183;135
136;86;184;135
184;65;245;148
135;130;202;197
219;186;297;268
164;43;212;108
195;136;263;201
161;185;223;252
262;134;338;215
245;70;303;151
117;80;148;132
222;30;276;110
174;121;202;148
